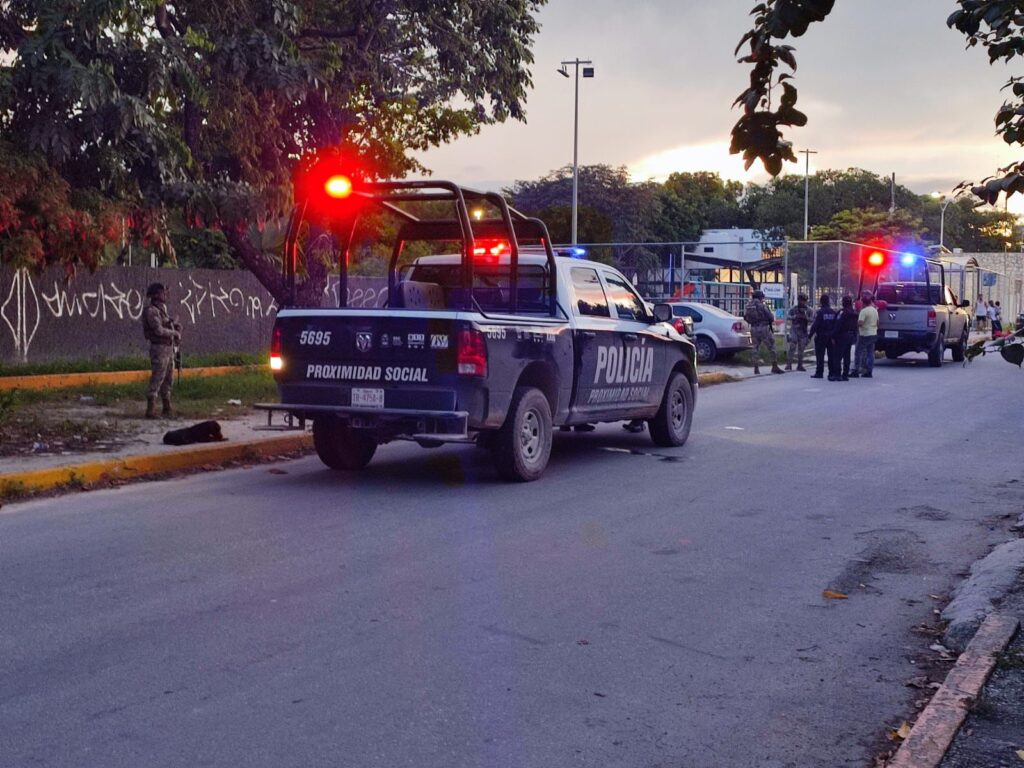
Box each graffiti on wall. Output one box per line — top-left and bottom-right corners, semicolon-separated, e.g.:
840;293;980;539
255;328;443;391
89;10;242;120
1;266;388;362
1;269;41;360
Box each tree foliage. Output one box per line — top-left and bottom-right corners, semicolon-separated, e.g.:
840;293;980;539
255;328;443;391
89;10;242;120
731;1;1024;206
0;0;546;299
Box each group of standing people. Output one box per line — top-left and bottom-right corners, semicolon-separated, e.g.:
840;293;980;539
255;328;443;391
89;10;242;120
784;292;878;381
974;296;1003;336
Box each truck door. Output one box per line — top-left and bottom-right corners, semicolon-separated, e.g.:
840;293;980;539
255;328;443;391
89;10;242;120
600;269;665;410
568;266;621;417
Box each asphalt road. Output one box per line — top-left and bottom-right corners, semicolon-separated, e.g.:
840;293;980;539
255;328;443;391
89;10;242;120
2;352;1021;768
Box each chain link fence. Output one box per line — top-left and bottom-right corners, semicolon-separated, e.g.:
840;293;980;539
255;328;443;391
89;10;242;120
567;238;1021;329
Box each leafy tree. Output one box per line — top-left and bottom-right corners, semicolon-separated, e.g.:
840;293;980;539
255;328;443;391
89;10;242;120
808;207;925;244
0;142;125;274
0;0;546;301
731;1;1024;205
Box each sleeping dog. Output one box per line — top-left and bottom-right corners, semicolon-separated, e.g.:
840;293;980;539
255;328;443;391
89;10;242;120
163;420;226;446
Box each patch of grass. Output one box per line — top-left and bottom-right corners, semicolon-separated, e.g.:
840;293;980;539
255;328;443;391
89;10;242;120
0;479;28;502
996;649;1024;670
14;368;277;411
0;352;265;377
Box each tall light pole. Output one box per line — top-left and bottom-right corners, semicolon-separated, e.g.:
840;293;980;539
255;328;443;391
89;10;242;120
800;148;817;240
931;192;954;250
558;58;594;245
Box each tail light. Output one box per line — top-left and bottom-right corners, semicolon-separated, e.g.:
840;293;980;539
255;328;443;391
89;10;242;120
732;321;744;332
927;309;937;328
269;325;284;371
457;328;488;376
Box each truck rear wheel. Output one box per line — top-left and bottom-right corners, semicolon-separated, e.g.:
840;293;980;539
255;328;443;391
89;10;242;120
313;417;377;471
493;386;552;482
649;372;694;448
928;328;944;367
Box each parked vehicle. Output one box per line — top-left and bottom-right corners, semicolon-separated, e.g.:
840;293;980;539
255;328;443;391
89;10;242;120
863;256;971;367
668;302;752;363
259;173;697;481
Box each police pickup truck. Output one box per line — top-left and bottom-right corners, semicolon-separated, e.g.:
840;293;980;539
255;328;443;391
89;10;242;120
260;173;697;481
862;254;971;366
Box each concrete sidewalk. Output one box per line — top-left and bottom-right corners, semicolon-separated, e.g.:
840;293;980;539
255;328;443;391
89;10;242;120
0;413;311;500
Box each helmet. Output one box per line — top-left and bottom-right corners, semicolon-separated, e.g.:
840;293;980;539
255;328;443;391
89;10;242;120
751;290;765;300
146;282;166;298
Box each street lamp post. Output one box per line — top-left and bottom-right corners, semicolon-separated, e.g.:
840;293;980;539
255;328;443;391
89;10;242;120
932;192;954;249
558;58;594;246
799;148;817;240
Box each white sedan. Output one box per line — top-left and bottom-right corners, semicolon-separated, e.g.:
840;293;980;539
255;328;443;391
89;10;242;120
669;302;752;363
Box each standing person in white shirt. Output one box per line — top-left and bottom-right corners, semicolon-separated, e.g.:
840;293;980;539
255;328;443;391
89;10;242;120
988;299;999;338
975;295;988;333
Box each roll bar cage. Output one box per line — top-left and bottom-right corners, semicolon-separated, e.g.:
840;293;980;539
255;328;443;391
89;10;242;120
858;253;945;298
283;180;559;317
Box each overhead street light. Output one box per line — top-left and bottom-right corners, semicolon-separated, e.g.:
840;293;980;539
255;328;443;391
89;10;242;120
931;191;955;250
558;57;594;246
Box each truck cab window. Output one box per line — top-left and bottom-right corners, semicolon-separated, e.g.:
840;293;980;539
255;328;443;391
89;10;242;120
571;267;611;317
601;271;648;322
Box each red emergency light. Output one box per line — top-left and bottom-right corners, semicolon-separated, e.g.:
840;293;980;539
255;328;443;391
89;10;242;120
866;251;885;268
472;239;510;259
324;174;353;199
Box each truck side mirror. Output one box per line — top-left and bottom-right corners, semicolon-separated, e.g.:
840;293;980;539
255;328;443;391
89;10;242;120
960;300;971;308
652;303;673;323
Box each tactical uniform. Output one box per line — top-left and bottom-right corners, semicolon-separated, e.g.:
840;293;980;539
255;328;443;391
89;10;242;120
808;296;838;380
785;297;813;371
834;298;860;380
743;292;783;375
142;284;180;418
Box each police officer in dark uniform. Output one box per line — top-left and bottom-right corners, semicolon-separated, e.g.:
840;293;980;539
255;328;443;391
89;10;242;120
808;294;838;380
142;282;182;418
833;295;860;381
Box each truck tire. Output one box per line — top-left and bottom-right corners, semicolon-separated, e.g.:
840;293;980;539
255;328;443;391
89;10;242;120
313;417;377;471
694;335;717;364
648;372;694;448
927;327;944;367
950;327;968;363
492;386;552;482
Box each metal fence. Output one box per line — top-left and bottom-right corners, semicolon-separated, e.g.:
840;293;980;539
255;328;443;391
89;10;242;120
567;238;1022;326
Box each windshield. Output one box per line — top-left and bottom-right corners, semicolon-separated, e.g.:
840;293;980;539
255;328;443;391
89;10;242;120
876;282;941;305
406;263;552;313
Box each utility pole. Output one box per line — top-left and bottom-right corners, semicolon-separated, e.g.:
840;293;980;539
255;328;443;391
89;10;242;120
889;172;896;214
800;149;817;240
558;58;594;245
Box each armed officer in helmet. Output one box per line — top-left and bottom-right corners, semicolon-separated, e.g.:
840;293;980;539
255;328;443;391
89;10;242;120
142;282;182;418
785;294;812;372
744;289;784;375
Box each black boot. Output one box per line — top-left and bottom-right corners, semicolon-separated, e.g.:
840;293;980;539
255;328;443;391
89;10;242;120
161;396;173;418
145;397;157;419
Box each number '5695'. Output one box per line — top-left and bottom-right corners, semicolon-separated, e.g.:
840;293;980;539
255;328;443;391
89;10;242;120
299;330;331;345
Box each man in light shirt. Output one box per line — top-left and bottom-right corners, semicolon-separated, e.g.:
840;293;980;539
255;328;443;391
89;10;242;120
852;291;879;378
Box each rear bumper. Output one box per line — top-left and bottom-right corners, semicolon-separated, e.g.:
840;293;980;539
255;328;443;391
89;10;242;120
876;329;937;353
256;403;470;441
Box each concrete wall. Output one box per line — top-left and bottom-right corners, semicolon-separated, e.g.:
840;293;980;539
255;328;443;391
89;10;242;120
948;253;1023;323
0;266;387;364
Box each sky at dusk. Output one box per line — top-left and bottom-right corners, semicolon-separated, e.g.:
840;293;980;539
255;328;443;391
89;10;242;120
416;0;1023;210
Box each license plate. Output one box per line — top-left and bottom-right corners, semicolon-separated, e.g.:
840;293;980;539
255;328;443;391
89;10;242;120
885;331;899;339
351;388;385;408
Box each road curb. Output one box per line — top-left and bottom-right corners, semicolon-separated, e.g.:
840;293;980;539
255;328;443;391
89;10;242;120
0;365;254;392
887;612;1019;768
0;432;312;500
941;539;1024;651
